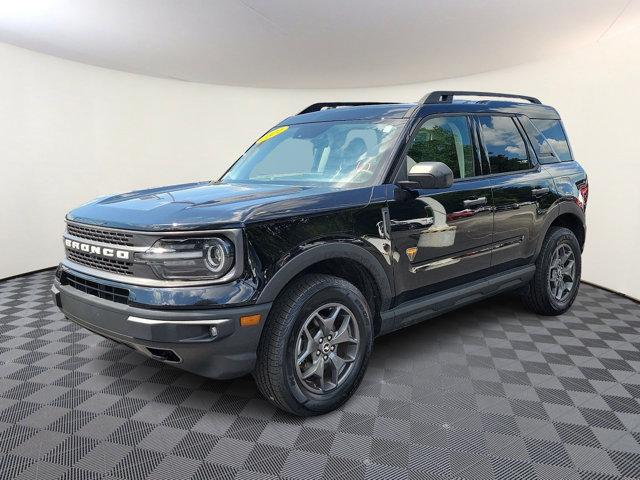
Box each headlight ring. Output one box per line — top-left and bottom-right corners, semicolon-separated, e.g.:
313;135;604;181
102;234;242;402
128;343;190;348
204;237;235;275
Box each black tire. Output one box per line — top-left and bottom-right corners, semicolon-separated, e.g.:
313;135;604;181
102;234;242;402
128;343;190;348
521;227;581;316
254;274;373;416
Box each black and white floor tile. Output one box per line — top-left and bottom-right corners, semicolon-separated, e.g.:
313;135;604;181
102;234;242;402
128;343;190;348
2;270;640;479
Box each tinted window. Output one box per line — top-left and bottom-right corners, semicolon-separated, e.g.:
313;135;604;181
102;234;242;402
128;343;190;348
521;117;558;164
530;119;572;162
405;116;479;180
478;115;530;173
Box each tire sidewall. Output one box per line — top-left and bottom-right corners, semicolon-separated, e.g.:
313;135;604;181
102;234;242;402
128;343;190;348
281;280;373;413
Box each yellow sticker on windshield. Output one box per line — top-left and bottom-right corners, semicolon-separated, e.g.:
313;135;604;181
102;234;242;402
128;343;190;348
256;126;289;145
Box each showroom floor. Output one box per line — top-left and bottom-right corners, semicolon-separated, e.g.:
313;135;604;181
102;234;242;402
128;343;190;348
1;272;640;480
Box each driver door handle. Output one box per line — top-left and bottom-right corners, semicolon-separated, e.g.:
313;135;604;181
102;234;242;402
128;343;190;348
463;196;487;208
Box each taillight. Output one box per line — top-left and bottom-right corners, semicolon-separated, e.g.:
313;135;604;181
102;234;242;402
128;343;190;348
578;181;588;210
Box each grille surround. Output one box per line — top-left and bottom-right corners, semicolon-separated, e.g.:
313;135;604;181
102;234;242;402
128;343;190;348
61;272;129;304
67;223;134;246
67;250;134;276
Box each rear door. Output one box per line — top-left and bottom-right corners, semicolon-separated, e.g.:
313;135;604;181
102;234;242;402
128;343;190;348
387;115;494;307
476;114;555;271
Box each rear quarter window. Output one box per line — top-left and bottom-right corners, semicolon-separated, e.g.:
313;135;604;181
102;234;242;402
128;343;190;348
530;118;573;162
521;118;557;164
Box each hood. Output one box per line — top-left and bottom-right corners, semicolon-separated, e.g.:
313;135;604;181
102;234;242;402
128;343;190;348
67;181;373;231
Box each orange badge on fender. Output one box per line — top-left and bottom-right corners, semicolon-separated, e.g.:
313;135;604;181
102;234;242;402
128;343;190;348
406;247;417;261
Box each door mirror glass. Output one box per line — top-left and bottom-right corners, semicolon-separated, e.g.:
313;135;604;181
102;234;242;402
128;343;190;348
405;161;454;189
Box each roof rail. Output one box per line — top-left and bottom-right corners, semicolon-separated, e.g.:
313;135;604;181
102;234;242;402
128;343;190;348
298;102;398;115
420;91;541;105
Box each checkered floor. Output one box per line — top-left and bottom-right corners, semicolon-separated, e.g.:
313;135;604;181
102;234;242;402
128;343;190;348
2;271;640;480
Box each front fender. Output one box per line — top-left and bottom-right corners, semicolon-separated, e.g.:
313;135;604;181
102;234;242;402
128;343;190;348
255;241;393;310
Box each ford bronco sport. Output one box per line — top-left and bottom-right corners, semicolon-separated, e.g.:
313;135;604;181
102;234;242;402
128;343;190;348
53;91;588;415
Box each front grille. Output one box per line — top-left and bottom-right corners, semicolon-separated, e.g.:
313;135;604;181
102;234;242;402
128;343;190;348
67;223;134;246
67;250;134;276
62;272;129;305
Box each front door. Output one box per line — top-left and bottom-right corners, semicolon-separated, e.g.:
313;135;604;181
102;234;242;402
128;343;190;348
387;115;494;308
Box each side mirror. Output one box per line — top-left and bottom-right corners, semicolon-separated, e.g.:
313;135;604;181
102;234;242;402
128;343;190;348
399;161;454;190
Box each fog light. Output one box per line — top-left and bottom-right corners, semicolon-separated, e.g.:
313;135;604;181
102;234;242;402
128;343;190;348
210;326;219;338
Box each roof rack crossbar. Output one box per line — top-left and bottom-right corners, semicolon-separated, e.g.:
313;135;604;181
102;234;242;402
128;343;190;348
421;91;541;105
298;102;398;115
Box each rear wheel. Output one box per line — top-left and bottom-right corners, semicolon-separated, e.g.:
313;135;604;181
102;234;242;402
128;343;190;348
254;274;373;416
522;227;581;315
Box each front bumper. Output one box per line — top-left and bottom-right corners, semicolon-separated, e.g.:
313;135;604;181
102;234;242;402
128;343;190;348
52;269;271;379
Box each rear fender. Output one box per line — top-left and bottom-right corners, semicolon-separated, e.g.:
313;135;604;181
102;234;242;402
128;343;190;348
534;200;585;257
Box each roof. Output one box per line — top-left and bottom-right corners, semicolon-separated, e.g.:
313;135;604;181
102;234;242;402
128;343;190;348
420;100;561;119
282;96;560;125
278;104;414;125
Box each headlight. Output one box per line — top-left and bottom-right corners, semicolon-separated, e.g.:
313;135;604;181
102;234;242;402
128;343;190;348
136;237;235;280
204;238;235;274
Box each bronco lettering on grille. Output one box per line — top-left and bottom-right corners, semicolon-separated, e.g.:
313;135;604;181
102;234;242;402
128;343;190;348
64;238;130;260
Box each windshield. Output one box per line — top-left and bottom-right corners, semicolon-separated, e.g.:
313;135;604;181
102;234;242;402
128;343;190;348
222;119;406;187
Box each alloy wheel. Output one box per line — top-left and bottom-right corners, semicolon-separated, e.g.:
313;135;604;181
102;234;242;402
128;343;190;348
548;243;576;302
294;303;360;394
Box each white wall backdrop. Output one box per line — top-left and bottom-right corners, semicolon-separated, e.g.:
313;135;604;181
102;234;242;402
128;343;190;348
1;27;639;299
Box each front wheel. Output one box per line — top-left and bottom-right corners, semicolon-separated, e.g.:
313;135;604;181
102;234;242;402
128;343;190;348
254;274;373;416
522;227;582;316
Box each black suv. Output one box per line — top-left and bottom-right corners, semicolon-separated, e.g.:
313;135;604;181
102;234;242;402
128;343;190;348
53;91;588;415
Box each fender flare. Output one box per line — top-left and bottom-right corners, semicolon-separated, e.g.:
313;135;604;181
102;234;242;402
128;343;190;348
255;242;393;310
534;200;586;257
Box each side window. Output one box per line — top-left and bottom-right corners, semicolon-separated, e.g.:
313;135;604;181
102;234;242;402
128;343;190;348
405;116;479;180
530;118;573;162
521;117;558;164
478;115;531;173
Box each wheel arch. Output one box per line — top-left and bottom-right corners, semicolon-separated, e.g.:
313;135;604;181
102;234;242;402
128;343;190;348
256;242;393;335
549;212;586;251
535;201;586;257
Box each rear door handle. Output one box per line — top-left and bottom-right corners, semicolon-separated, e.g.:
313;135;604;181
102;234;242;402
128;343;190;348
463;196;487;208
531;187;550;198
